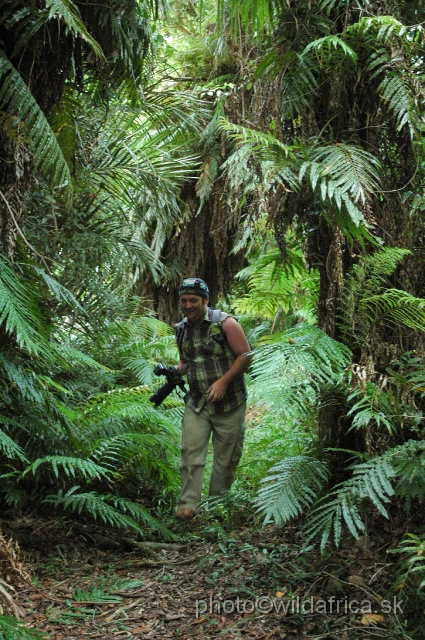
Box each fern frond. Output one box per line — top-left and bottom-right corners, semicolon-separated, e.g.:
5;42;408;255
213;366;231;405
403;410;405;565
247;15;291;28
301;143;381;205
377;72;420;138
33;267;84;312
220;119;299;193
364;289;425;332
0;52;72;200
54;345;112;373
392;533;425;591
253;456;329;524
0;419;27;462
302;35;357;64
393;440;425;500
346;382;395;433
347;15;407;42
45;0;104;58
249;324;351;418
0;615;49;639
339;247;412;344
306;455;396;549
233;245;318;320
45;487;174;538
21;456;114;482
0;256;49;355
91;432;179;485
281;52;318;120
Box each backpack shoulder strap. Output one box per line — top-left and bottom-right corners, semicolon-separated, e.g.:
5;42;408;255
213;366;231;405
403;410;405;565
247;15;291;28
174;319;186;352
211;308;223;325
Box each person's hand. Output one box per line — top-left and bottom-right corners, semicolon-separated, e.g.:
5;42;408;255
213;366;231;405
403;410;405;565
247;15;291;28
207;378;228;402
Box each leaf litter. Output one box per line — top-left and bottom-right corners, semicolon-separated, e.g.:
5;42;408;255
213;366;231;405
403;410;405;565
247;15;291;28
0;508;422;639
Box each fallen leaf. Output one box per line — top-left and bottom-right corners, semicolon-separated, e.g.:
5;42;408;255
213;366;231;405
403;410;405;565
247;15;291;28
275;591;285;598
347;575;366;586
360;613;385;626
132;626;151;633
191;616;207;625
218;615;226;628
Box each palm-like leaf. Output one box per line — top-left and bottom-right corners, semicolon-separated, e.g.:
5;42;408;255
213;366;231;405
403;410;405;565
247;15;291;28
249;324;351;418
0;52;72;200
233;245;318;321
45;487;175;539
45;0;104;58
0;417;27;462
302;144;381;205
0;255;49;355
254;456;329;524
306;455;396;549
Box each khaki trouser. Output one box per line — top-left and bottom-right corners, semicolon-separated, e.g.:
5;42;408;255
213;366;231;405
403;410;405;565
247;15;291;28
177;401;246;513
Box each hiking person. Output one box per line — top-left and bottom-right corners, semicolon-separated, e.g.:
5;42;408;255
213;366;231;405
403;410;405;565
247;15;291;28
174;278;252;519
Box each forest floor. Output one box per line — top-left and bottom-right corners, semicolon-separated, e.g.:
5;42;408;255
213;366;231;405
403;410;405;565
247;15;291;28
1;505;423;640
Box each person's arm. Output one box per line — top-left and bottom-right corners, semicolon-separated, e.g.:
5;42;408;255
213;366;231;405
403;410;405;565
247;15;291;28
206;317;252;403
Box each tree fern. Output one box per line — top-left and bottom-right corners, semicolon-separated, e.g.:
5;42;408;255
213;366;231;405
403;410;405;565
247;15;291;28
254;456;329;525
0;52;72;200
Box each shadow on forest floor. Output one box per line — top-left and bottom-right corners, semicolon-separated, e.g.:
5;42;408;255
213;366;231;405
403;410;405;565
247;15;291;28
0;509;423;639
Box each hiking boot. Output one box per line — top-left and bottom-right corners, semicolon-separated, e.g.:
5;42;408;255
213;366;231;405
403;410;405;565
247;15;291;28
175;508;195;519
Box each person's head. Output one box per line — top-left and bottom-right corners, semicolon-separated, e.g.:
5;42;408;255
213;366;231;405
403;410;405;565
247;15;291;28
178;277;209;324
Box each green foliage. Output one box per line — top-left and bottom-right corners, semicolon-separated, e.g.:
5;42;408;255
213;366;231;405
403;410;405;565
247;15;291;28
46;488;175;539
0;52;72;201
0;255;52;355
233;242;318;325
44;0;104;57
306;454;396;549
340;247;417;346
254;456;329;525
303;439;425;550
0;616;49;640
346;381;396;434
0;253;181;537
220;120;383;238
392;533;425;592
248;323;351;418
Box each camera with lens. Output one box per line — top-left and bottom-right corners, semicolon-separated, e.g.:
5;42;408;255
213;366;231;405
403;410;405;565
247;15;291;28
149;363;187;407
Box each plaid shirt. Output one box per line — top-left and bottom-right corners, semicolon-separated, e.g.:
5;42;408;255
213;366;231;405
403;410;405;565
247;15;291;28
175;308;247;415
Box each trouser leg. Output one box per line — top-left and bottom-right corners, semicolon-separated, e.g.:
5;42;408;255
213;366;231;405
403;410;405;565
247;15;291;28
177;404;211;513
209;402;246;497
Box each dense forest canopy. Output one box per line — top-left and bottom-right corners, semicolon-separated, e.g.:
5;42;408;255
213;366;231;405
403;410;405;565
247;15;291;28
1;0;425;636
